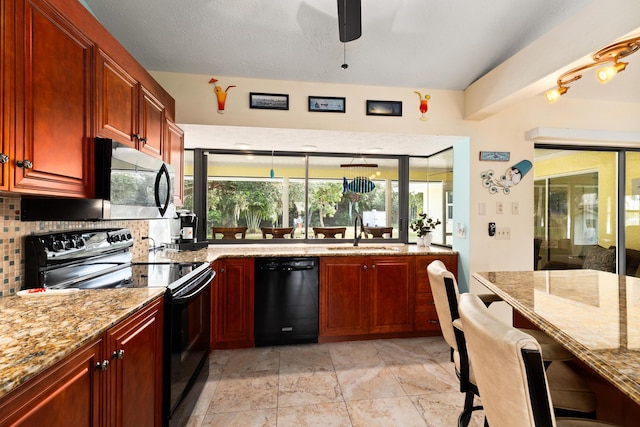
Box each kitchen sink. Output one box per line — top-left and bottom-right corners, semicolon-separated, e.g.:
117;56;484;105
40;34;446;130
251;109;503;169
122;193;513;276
326;246;402;252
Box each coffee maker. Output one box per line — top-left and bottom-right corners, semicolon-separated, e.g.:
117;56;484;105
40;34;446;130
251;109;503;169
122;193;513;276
170;210;198;243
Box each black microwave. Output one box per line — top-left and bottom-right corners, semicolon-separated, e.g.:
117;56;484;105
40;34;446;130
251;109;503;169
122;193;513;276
21;138;175;221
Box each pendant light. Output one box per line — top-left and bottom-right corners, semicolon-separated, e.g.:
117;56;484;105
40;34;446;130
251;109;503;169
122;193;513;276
270;149;275;178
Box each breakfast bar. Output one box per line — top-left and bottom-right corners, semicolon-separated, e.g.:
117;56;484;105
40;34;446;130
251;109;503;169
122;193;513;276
473;269;640;424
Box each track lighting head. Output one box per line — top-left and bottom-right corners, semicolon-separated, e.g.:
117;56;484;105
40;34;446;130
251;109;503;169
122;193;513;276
544;86;568;104
544;36;639;103
596;61;627;83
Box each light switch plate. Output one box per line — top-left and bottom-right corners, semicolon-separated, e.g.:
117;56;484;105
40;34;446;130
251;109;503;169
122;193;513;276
512;202;519;215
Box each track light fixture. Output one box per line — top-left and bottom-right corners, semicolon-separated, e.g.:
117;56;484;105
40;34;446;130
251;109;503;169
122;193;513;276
544;35;640;103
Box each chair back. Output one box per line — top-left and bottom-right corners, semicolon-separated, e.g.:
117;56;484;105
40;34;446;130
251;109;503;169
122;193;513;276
459;294;556;427
426;260;461;351
211;227;247;239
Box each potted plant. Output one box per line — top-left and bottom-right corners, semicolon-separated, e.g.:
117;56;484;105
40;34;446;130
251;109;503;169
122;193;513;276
410;213;441;246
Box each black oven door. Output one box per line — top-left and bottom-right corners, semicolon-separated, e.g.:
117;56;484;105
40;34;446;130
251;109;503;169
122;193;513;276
165;266;213;427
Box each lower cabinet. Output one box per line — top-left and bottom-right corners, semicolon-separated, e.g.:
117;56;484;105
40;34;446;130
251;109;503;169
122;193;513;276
0;297;164;427
414;254;458;332
106;296;164;427
319;256;416;339
212;258;255;349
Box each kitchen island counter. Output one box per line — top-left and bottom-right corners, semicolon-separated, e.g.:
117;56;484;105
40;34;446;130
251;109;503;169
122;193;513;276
0;288;165;400
473;269;640;408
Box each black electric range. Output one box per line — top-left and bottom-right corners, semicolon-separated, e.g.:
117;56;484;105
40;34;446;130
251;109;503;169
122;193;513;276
24;228;213;427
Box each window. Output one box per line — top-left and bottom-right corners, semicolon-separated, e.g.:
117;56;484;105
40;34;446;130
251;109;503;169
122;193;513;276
534;148;618;272
409;149;453;245
183;148;452;246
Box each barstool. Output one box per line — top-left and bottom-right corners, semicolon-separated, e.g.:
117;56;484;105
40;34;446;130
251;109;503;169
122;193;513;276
459;293;616;427
427;260;596;426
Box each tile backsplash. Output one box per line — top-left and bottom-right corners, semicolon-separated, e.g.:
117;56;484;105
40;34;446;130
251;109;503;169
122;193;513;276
0;196;162;297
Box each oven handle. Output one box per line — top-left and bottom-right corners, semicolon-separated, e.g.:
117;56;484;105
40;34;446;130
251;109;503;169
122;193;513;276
173;274;212;303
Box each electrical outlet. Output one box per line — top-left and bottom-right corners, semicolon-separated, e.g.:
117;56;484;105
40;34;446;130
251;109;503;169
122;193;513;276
512;202;519;215
495;227;511;240
496;201;504;214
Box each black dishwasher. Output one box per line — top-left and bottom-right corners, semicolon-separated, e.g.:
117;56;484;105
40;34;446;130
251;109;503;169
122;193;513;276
254;257;319;346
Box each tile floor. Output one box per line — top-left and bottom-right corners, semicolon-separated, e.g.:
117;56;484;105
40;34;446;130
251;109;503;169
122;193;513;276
186;336;486;427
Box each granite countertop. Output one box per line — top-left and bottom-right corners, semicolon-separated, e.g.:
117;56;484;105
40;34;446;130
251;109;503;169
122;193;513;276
2;243;453;401
473;269;640;405
140;243;456;263
0;288;165;400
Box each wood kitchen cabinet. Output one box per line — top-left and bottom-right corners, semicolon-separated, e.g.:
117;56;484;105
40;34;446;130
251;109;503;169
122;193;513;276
0;337;103;426
0;297;164;427
319;256;369;337
96;50;166;159
319;256;416;340
96;50;137;146
106;296;164;427
213;257;255;349
2;0;176;195
414;254;458;333
4;0;94;196
165;119;185;206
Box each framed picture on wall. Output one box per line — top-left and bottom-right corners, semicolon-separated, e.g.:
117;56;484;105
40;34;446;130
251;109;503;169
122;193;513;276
308;96;346;113
249;92;289;110
366;100;402;116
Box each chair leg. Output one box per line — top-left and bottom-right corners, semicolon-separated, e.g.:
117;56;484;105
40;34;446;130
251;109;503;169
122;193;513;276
458;391;476;427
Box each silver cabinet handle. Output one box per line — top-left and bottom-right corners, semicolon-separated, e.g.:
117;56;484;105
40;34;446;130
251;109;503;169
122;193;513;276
16;159;33;169
371;264;375;269
112;349;125;360
0;153;8;164
96;360;109;371
362;265;367;270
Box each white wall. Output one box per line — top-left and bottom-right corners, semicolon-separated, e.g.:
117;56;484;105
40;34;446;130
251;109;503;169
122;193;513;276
152;70;640;310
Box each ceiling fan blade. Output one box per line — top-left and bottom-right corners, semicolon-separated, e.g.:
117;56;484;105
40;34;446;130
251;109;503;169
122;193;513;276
337;0;361;42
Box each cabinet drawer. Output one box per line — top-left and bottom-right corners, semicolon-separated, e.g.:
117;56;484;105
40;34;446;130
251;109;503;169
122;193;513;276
415;312;440;331
415;293;435;314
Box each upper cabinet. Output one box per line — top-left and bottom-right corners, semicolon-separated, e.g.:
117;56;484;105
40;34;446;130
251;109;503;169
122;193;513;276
166;119;184;205
96;50;137;146
0;0;177;196
4;0;94;196
96;50;166;159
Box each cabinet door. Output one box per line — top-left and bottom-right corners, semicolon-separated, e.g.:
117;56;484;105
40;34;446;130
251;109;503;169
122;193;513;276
106;297;164;427
96;49;138;146
0;338;103;427
166;120;184;206
13;0;93;196
215;258;254;348
368;256;415;334
138;86;165;159
319;256;369;337
0;0;12;190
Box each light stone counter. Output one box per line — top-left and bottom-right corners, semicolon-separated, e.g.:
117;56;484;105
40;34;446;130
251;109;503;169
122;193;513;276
0;288;165;399
140;243;456;264
1;244;454;401
473;269;640;405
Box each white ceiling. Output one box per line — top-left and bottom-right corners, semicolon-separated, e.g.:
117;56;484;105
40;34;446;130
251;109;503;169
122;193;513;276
82;0;640;155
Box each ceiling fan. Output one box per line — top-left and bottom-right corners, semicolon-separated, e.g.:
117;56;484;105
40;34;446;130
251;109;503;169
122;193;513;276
337;0;361;42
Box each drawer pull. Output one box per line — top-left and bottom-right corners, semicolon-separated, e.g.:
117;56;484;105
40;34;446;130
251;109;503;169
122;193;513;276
16;159;33;169
96;360;109;371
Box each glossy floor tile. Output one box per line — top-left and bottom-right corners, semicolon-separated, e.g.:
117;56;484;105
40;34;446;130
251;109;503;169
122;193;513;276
188;336;486;427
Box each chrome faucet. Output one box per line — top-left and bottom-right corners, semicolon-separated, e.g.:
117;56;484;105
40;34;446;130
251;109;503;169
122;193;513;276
354;215;364;246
